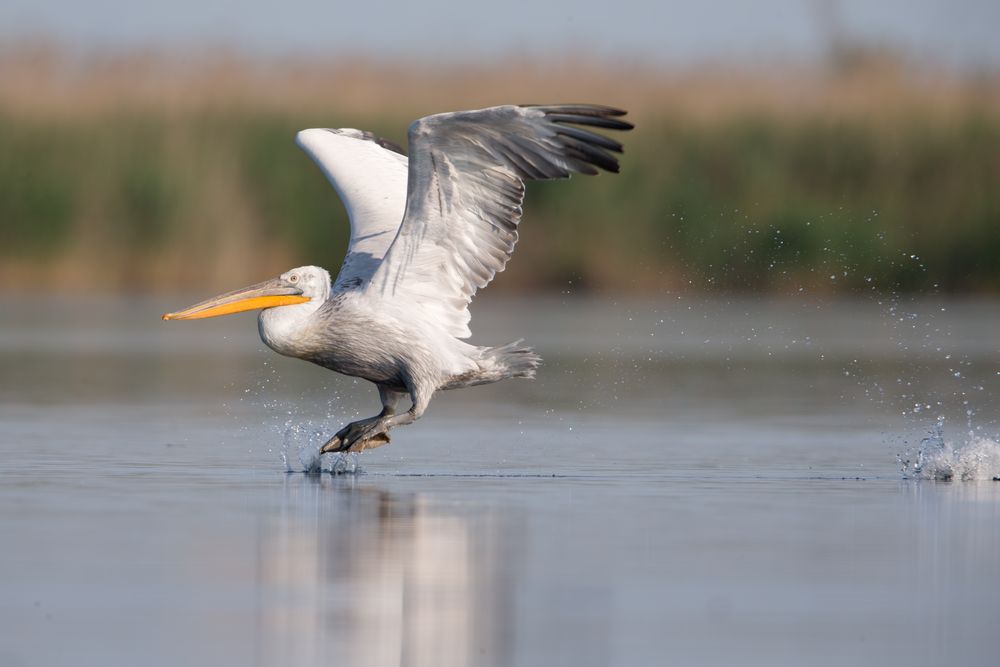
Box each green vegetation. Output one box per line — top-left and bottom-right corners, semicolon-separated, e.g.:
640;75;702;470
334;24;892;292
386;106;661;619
615;113;1000;293
1;106;998;293
0;118;80;256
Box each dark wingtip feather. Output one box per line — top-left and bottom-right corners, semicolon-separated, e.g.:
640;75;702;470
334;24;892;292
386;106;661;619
522;104;632;174
550;114;634;131
524;103;629;117
522;104;634;131
555;126;624;153
560;136;620;172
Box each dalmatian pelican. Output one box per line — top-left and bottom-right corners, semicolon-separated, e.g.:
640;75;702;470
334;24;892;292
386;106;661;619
163;104;632;453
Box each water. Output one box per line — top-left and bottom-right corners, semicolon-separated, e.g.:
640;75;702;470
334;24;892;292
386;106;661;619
1;295;999;666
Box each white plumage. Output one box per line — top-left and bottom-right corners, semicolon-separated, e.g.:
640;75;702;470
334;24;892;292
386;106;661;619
295;128;408;291
164;104;632;453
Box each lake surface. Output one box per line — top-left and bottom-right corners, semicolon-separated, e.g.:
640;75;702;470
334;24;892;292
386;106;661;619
1;295;999;666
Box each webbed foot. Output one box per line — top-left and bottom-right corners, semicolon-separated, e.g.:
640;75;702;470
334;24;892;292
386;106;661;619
321;420;391;454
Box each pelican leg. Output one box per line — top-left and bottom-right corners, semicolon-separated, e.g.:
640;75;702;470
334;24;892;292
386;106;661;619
321;386;405;454
322;384;430;453
379;389;430;431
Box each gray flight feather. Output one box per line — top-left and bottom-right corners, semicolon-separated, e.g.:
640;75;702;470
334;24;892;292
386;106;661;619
369;104;633;338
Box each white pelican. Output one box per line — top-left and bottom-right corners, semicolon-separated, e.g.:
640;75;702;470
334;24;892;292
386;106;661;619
164;104;632;453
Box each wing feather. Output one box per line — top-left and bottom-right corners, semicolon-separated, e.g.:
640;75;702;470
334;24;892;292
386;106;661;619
369;104;632;338
296;128;409;290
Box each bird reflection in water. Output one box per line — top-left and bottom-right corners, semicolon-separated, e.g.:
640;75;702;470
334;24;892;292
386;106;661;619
254;475;517;666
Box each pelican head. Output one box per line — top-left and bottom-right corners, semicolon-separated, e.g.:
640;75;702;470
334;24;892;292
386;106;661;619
162;265;330;321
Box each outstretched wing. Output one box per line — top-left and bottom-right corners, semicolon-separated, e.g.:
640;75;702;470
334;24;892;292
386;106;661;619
369;104;632;338
296;128;409;290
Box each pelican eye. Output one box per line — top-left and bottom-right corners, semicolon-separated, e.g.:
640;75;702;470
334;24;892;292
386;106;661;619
288;274;299;284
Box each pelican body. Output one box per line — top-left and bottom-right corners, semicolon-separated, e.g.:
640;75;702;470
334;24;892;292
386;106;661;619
164;104;632;453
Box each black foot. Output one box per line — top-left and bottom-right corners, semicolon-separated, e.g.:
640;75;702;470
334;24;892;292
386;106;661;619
321;426;391;454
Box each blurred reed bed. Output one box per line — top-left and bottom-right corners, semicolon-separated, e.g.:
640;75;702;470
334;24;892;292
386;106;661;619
1;47;998;294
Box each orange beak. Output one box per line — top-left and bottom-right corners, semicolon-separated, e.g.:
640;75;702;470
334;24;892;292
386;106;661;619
162;278;310;321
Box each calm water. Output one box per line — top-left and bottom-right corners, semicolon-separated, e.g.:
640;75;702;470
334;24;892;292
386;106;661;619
1;295;999;666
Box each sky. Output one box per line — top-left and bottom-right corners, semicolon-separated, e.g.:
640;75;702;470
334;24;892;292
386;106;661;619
2;0;999;68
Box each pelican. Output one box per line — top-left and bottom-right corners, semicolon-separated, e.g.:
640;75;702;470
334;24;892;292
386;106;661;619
163;104;632;453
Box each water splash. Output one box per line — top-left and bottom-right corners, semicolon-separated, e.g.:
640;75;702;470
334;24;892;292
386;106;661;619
278;420;325;472
229;359;366;474
278;419;362;474
898;417;1000;481
325;453;361;475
